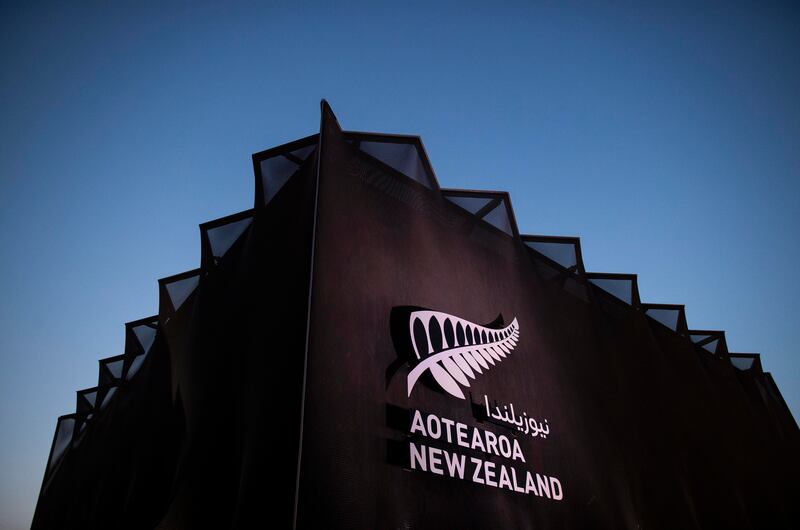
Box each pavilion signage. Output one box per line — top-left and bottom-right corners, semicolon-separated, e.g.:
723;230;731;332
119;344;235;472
389;307;565;502
404;308;520;400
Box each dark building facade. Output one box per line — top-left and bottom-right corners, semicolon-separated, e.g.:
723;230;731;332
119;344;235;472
32;102;798;529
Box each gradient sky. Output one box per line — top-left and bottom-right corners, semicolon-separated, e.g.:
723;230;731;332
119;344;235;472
1;1;798;528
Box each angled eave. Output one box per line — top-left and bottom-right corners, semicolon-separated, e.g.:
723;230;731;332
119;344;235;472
641;303;689;336
442;188;520;239
158;268;202;317
586;272;641;307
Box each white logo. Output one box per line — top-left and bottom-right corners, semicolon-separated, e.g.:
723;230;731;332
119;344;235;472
404;309;520;399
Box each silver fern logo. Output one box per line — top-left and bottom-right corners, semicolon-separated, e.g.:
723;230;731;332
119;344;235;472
394;307;520;400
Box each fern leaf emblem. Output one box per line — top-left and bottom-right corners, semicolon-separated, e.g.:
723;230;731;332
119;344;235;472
404;309;520;399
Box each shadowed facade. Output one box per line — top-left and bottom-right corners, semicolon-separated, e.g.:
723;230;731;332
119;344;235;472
32;101;798;529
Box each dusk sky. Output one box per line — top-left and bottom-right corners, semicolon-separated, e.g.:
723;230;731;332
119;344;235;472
1;1;798;528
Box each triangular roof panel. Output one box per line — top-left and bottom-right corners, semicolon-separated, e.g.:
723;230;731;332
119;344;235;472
252;134;318;208
522;235;583;272
345;131;440;191
441;189;519;238
200;210;254;268
159;269;202;316
642;303;687;334
46;415;76;474
730;353;762;372
587;273;639;306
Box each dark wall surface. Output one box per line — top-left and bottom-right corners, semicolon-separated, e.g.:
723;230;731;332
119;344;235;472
31;102;798;529
294;103;798;529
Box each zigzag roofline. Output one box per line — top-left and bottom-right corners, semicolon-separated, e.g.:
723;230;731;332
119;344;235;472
40;101;795;492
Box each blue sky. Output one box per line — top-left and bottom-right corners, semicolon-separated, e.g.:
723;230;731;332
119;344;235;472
1;1;798;528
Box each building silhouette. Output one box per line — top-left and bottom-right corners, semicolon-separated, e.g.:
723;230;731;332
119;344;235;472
32;101;798;529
